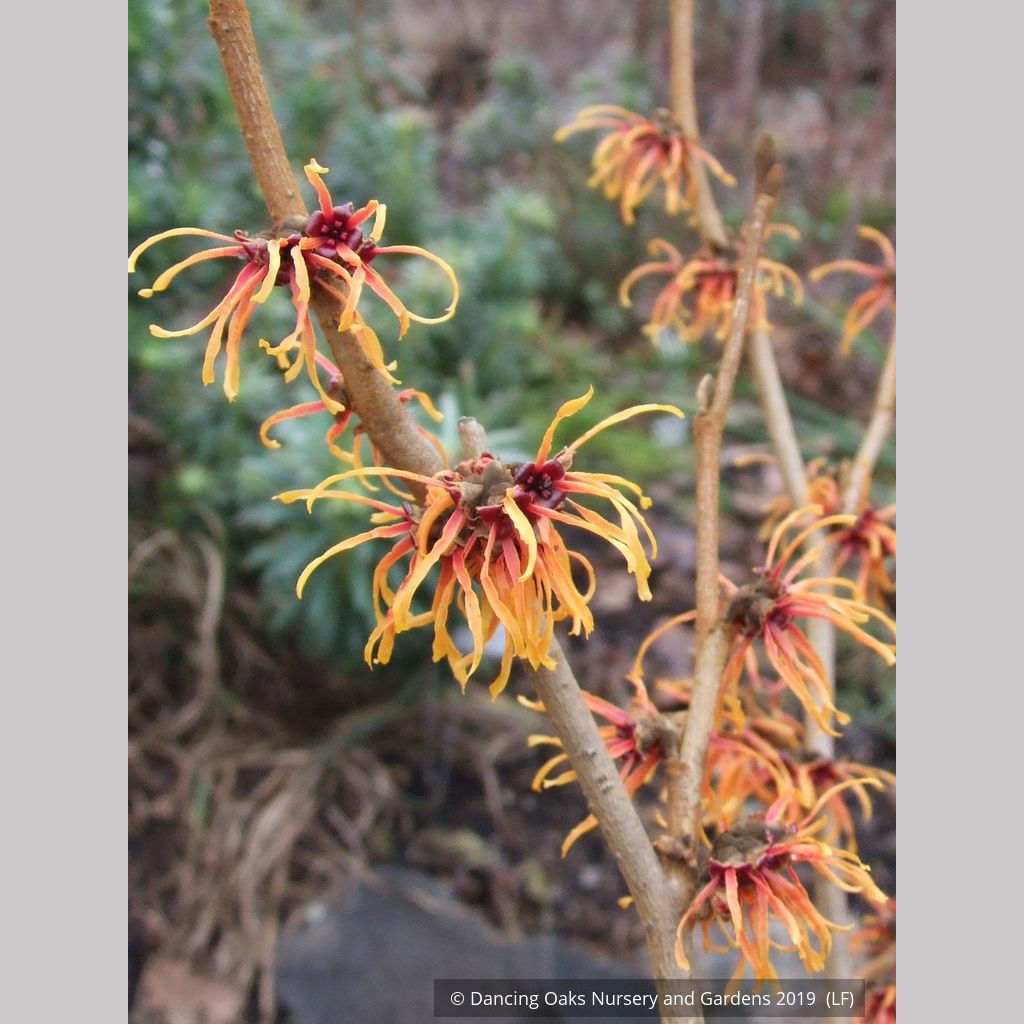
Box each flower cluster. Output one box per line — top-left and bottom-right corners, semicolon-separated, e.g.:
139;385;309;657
277;389;682;695
131;28;897;1015
757;462;897;608
632;636;893;847
619;229;803;343
831;504;897;610
676;812;886;982
721;505;896;735
554;105;735;225
811;226;895;354
128;159;458;401
521;676;670;854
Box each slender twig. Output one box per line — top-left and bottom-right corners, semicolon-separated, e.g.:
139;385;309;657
747;328;809;502
666;2;894;998
208;0;442;484
669;0;728;249
665;164;780;877
207;5;696;1014
843;328;896;514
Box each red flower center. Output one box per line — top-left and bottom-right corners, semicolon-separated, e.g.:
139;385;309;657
695;266;737;302
304;204;379;267
514;460;567;511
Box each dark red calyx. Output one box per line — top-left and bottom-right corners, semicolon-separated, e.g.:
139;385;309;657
477;491;532;534
235;232;299;286
514;460;567;509
304;204;379;265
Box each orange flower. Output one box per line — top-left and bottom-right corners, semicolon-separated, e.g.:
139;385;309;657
629;622;802;832
763;756;893;852
676;804;886;982
721;506;896;736
854;899;896;1024
128;159;458;400
620;230;803;343
754;462;895;607
276;388;683;695
521;676;668;855
831;505;897;609
701;713;892;850
861;985;896;1024
128;222;330;404
258;352;446;476
756;457;841;541
811;226;895;354
554;105;735;224
299;159;458;340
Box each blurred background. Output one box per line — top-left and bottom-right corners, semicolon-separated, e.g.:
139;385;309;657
128;1;894;1021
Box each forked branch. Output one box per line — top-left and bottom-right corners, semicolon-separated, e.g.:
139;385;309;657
664;144;782;888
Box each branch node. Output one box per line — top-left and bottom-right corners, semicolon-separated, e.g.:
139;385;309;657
654;833;697;868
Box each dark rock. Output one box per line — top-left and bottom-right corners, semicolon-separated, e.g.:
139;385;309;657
276;867;638;1024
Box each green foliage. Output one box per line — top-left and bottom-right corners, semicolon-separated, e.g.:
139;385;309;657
456;59;554;175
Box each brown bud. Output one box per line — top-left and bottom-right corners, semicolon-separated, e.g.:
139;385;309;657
761;164;784;198
696;373;715;414
458;417;489;461
754;134;779;192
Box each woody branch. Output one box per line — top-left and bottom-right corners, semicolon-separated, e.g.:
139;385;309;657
207;0;692;1007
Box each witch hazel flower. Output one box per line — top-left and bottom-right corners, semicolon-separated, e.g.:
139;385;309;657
753;753;893;853
763;468;896;608
554;105;735;225
128;159;458;401
753;461;896;608
721;505;896;736
697;701;891;850
853;898;896;1024
276;388;683;695
810;226;895;354
676;796;886;983
520;675;671;855
298;159;458;340
619;228;803;343
831;502;897;610
128;221;328;403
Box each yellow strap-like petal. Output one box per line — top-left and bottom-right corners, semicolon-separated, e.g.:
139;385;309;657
568;402;684;452
534;387;594;465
